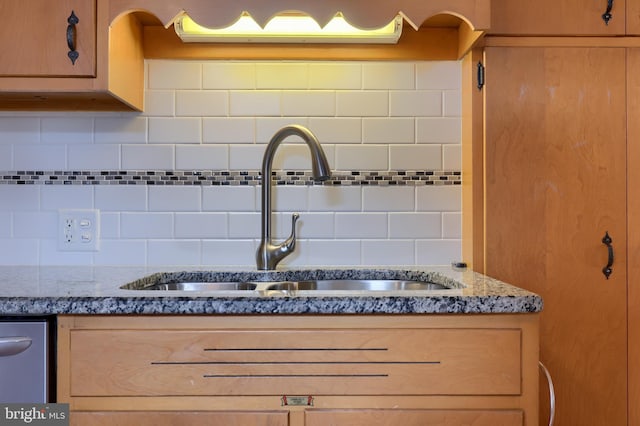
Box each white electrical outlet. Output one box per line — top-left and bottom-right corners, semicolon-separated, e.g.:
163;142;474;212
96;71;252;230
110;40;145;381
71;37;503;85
58;209;100;251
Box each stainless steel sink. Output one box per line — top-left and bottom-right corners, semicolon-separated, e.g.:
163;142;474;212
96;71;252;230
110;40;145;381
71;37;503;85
144;282;257;291
263;280;448;292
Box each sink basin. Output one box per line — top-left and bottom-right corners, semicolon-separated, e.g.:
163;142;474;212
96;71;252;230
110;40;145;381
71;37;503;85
144;282;257;291
263;280;448;292
120;269;463;295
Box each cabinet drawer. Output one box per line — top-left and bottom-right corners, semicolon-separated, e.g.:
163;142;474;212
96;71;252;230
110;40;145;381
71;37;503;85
305;409;523;426
69;328;521;397
70;411;288;426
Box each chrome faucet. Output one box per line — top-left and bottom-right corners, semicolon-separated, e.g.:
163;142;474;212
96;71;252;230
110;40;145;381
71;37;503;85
256;125;331;270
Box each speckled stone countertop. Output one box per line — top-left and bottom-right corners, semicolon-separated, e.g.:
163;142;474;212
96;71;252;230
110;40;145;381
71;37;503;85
0;265;542;315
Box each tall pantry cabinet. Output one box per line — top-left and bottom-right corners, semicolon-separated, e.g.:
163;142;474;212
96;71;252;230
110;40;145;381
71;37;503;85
474;2;640;421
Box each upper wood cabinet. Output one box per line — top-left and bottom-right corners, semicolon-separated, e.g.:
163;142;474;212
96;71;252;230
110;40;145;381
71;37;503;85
0;0;144;111
490;0;626;35
0;1;96;77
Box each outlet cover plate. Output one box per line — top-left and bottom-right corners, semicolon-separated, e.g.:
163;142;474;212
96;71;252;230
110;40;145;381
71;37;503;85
58;209;100;252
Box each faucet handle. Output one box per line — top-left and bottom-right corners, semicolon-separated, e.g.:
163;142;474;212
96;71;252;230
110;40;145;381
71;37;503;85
289;213;300;241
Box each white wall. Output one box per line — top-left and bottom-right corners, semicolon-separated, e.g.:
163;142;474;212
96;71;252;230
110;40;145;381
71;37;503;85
0;60;462;267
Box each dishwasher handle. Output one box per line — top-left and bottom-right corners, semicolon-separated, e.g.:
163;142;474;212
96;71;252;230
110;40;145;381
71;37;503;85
0;337;33;357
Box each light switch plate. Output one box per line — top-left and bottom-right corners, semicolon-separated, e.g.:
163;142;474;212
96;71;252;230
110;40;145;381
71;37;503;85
58;209;100;251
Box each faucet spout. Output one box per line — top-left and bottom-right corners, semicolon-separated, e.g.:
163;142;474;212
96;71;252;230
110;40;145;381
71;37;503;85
256;125;331;270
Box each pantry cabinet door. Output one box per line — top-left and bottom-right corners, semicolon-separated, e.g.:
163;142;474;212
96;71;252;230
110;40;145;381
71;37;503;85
490;0;625;35
0;0;96;77
484;47;628;426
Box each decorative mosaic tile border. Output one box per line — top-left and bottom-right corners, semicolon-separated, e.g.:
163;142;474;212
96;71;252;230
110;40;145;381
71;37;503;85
0;170;461;186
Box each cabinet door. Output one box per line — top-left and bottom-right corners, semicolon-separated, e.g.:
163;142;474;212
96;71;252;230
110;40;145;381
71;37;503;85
490;0;625;35
484;47;627;425
0;0;96;77
305;409;522;426
70;411;289;426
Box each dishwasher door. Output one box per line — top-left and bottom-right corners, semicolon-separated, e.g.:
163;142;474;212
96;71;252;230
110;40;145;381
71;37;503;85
0;318;51;403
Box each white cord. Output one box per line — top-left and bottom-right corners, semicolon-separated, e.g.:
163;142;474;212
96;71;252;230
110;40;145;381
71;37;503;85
539;361;556;426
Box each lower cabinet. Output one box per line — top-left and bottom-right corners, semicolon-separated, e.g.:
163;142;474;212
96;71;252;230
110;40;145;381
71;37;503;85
57;314;539;426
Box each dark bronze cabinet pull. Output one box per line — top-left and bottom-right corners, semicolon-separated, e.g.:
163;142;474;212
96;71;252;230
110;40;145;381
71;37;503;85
602;0;614;25
67;10;79;65
602;231;614;279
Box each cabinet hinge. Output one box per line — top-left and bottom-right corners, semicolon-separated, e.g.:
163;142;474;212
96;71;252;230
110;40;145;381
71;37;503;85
476;62;485;91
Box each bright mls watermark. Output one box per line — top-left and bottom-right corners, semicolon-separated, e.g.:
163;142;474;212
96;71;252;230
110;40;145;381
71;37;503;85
0;404;68;425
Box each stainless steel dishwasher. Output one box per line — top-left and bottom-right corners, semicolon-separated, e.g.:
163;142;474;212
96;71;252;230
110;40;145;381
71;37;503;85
0;316;54;403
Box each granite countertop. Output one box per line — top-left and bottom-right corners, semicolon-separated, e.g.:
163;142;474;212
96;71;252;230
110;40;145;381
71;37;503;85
0;265;542;315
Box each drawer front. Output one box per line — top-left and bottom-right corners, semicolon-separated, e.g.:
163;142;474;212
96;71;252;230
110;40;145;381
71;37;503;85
69;328;521;397
70;411;288;426
305;409;523;426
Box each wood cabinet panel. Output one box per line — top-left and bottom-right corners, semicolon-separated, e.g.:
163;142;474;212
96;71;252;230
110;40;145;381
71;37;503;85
68;328;521;397
0;0;96;77
305;409;523;426
484;46;628;426
489;0;625;35
70;411;288;426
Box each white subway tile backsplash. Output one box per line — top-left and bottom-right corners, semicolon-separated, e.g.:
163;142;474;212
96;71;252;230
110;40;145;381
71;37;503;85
0;117;40;143
41;118;93;144
389;145;442;170
336;91;388;117
309;63;362;89
256;63;309;89
203;186;256;212
148;240;201;265
0;186;40;211
175;213;227;238
416;61;461;90
309;186;361;212
443;91;462;117
1;59;463;267
202;240;255;266
416;186;461;212
13;212;57;238
363;63;415;90
416;239;461;265
362;186;414;211
362;240;415;265
121;213;173;239
203;62;256;89
389;91;442;117
41;186;93;210
148;186;201;212
362;118;414;144
0;213;11;238
176;91;229;117
68;144;120;170
230;91;281;116
0;239;39;265
443;145;462;170
148;117;201;144
389;213;442;238
175;145;229;170
335;145;388;170
14;145;66;170
148;61;202;90
144;90;175;117
228;213;260;238
95;186;147;211
94;117;147;144
307;118;361;143
335;213;387;238
0;145;12;169
203;118;255;144
282;91;336;117
121;145;175;170
416;118;461;144
442;212;462;239
94;240;147;265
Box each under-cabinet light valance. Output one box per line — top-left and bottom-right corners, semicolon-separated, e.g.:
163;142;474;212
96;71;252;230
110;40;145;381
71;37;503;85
174;12;403;44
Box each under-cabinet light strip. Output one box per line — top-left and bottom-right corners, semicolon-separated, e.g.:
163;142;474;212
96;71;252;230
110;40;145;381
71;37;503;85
0;170;461;186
